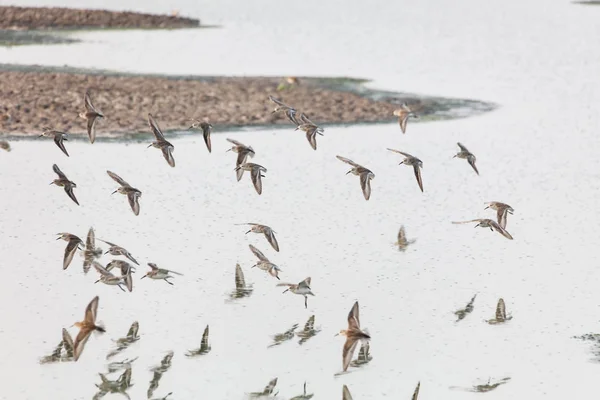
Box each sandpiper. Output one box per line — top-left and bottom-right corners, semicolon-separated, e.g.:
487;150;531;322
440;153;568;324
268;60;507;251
93;261;133;292
295;113;324;151
57;232;83;270
0;140;10;152
39;127;69;157
148;113;175;167
387;148;424;192
393;103;418;134
72;296;105;361
487;298;512;324
452;218;513;240
79;90;104;144
226;138;256;181
185;325;211;356
106;259;136;275
237;223;280;252
107;171;142;216
142;263;183;285
249;244;281;280
277;277;315;309
98;239;139;265
188;119;213;153
454;142;479;175
396;225;416;251
484;201;514;229
336;155;375;200
455;294;477;322
235;162;267;195
336;301;371;372
269;95;300;125
51;164;79;205
82;227;103;274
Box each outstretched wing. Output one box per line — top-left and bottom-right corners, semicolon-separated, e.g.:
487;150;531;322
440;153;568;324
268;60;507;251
360;172;372;200
148;114;165;141
52;164;67;179
457;142;470;153
86;228;95;250
347;301;360;330
85;296;100;324
107;171;130;187
490;220;513;240
336;155;361;168
386;148;413;158
496;298;506;320
249;244;269;262
413;165;424;192
264;227;280;252
342;337;359;372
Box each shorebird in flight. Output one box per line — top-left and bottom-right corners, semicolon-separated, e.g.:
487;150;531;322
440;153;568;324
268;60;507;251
148;113;175;167
237;223;280;252
56;232;83;270
226;138;256;181
387;148;424;192
93;261;133;292
71;296;105;361
484;201;514;229
452;218;514;240
98;239;139;265
39;127;69;156
392;103;418;134
277;277;315;308
235;163;267;195
51;164;79;205
188;119;213;153
249;244;281;280
269;95;299;125
79;90;104;144
336;156;375;200
295;113;324;150
396;225;416;251
336;301;371;372
82;227;102;273
454;142;479;175
455;294;477;322
142;263;183;285
0;140;10;152
107;170;142;216
185;325;211;356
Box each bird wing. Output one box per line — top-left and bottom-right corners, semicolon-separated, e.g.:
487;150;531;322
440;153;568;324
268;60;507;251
306;129;318;150
412;382;421;400
97;238;118;247
342;337;360;372
359;172;372;200
399;113;408;133
93;261;113;277
268;95;288;107
52;164;67;179
249;244;269;262
86;228;95;250
62;328;74;357
336;155;361;168
64;185;80;205
124;272;133;292
250;167;263;195
300;277;312;288
468;157;479;175
264;228;280;252
127;191;141;216
63;238;80;270
148;114;165;141
87;115;98;144
226;138;245;147
106;171;130;187
201;325;210;349
347;301;360;330
53;135;70;157
413;165;424;192
497;209;508;229
386;148;413;158
304;315;315;331
398;226;406;243
457;142;470;153
127;322;139;338
162;145;176;168
203;128;212;153
451;219;483;224
342;385;354;400
147;263;159;271
86;296;100;323
490;220;513;239
73;328;92;362
84;91;99;113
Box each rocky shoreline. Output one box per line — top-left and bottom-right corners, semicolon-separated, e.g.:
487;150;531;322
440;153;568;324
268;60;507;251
0;65;497;139
0;6;200;30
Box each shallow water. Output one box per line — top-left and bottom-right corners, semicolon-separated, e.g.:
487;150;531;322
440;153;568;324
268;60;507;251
1;0;600;399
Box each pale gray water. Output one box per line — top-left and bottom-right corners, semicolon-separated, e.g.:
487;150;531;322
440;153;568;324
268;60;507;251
1;0;600;399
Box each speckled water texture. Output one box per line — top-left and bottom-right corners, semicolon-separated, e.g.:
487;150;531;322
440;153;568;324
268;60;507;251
1;0;600;399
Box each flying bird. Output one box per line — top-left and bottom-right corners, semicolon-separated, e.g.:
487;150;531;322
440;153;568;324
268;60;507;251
387;149;424;192
107;170;142;216
82;227;102;273
79;90;104;144
39;127;70;156
237;223;280;252
277;277;315;308
148;113;175;167
72;296;105;361
226;138;256;181
336;301;371;372
269;95;299;125
93;261;133;292
142;263;183;285
295;113;324;150
487;298;512;324
98;239;139;265
452;218;513;240
185;325;211;356
188;119;213;153
454;142;479;175
0;140;11;152
248;244;281;280
396;225;416;251
392;103;418;134
336;156;375;200
235;163;267;195
56;233;83;270
484;201;514;229
51;164;79;205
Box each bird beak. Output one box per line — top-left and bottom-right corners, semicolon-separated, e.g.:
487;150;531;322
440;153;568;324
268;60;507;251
104;251;110;255
346;171;351;175
282;288;290;294
146;144;152;148
334;333;339;337
111;190;118;195
245;230;251;234
94;280;100;284
141;275;146;279
49;182;54;185
484;206;489;210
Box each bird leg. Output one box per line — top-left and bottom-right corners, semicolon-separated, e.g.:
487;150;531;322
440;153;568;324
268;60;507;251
164;278;174;285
